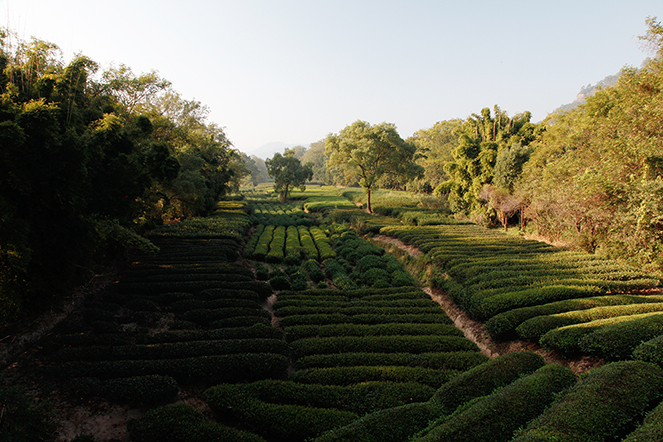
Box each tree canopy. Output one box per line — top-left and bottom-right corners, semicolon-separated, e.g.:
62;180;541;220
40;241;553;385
265;148;313;202
0;30;246;323
324;120;420;213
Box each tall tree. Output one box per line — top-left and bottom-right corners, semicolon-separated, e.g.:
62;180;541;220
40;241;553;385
407;119;462;192
325;120;418;213
265;148;313;202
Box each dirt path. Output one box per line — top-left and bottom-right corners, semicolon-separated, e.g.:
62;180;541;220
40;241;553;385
371;235;603;375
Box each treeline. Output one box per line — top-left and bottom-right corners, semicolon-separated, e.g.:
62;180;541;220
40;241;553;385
0;30;248;322
250;18;663;273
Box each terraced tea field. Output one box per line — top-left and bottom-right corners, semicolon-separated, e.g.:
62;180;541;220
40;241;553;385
4;187;663;441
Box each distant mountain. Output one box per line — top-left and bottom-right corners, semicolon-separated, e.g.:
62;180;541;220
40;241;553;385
555;74;620;113
241;141;309;160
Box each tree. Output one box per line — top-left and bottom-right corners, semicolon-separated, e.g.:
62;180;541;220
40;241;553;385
407;119;462;192
324;120;418;213
300;140;330;183
439;106;538;220
265;148;313;202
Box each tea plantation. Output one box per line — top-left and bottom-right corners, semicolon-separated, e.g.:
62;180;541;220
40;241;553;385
4;186;663;441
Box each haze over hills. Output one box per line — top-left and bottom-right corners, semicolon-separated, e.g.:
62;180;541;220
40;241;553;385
242;72;624;161
242;141;311;161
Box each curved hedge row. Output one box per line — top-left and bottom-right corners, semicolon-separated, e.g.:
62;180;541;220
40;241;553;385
579;313;663;360
295;351;488;370
55;353;290;384
512;361;663;442
54;338;289;362
312;402;440;442
128;403;265;442
516;302;663;341
284;323;462;341
413;364;577;442
206;379;433;416
289;365;460;387
290;335;478;358
429;351;546;413
279;313;452;327
540;312;663;354
485;294;663;339
310;352;546;442
622;399;663;441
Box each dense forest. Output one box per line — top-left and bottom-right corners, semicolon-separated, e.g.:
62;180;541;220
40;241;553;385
0;30;249;323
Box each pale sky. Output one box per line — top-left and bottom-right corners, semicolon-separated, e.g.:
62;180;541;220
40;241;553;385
1;0;661;158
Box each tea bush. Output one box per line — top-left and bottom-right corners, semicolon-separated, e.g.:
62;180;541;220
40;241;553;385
512;361;663;442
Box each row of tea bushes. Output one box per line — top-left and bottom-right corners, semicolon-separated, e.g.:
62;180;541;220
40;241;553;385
205;380;434;441
312;355;663;442
197;285;488;441
321;230;416;289
38;202;289;409
312;352;549;442
379;224;660;345
274;287;486;388
249;199;313;226
246;224;332;263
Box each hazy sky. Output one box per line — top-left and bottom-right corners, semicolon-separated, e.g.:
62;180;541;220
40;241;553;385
1;0;661;158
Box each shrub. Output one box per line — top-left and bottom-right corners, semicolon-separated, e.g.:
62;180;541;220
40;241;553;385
429;351;546;414
298;226;319;260
0;387;55;442
634;334;663;366
296;351;487;371
312;402;441;442
290;365;459;387
540;312;663;354
362;268;391;287
302;259;325;283
516;303;663;342
269;275;292;291
622;399;663;441
222;397;358;442
102;375;179;405
579;314;663;360
512;361;663;442
255;263;269;281
266;226;286;263
127;403;265;442
413;364;577;442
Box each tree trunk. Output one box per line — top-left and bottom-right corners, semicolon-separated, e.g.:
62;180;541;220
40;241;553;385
366;187;372;213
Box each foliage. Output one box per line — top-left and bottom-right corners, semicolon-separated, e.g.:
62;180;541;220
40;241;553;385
127;403;265;442
0;387;55;442
413;364;576;442
325;120;420;213
0;31;245;323
517;17;663;270
512;361;663;442
265;148;313;201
